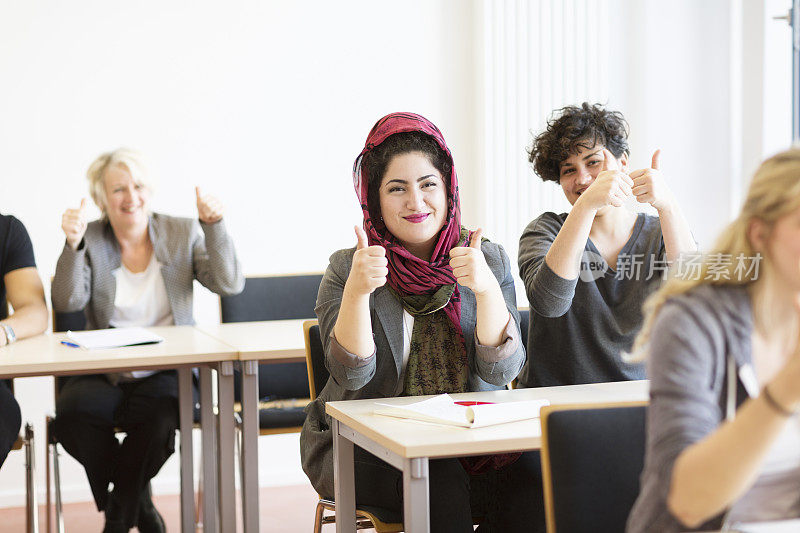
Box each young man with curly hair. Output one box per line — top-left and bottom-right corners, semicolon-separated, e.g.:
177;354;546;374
517;103;696;387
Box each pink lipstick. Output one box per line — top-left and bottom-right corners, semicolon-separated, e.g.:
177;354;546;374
403;213;430;223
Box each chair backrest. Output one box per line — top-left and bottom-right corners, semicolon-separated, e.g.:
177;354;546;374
52;310;88;394
49;275;88;333
220;274;323;401
540;401;647;533
220;273;324;322
303;320;328;400
52;310;87;333
518;308;529;352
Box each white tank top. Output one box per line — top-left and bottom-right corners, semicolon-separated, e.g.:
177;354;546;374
724;417;800;524
109;253;174;379
724;357;800;526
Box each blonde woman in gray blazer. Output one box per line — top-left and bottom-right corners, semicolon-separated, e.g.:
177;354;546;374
51;148;243;533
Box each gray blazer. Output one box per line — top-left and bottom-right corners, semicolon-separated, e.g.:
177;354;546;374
627;284;753;533
300;241;525;499
52;213;244;329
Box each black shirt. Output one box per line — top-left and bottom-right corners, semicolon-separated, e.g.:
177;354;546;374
0;214;36;320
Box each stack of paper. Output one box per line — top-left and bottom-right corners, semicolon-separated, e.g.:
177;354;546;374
66;327;165;349
374;394;549;428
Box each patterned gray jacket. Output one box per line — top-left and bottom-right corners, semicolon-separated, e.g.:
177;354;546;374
52;212;244;329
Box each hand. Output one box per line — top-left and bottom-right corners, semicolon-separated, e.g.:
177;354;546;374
196;187;224;224
629;150;675;212
61;198;88;250
766;295;800;412
344;226;388;297
575;149;634;211
768;295;800;411
449;228;497;296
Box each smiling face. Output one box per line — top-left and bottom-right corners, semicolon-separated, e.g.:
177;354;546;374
102;163;150;229
378;151;448;260
558;143;628;205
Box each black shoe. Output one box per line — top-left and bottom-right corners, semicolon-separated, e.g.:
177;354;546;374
103;493;129;533
136;484;166;533
102;522;128;533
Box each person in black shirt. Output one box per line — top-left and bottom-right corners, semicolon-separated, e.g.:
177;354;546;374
0;213;48;467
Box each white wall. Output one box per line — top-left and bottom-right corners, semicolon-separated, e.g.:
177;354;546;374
0;0;793;509
609;0;736;249
0;0;479;506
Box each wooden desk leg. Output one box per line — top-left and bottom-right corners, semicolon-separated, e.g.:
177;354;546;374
199;366;219;533
216;361;237;532
177;368;195;533
240;360;260;533
332;419;356;532
403;457;430;533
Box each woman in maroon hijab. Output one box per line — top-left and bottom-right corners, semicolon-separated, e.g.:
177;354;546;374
300;112;543;531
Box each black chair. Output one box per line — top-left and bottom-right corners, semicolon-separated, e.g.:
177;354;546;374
220;273;323;434
518;308;529;352
303;320;403;533
304;321;327;401
540;402;648;533
46;310;202;531
45;309;86;533
507;308;529;390
6;382;37;533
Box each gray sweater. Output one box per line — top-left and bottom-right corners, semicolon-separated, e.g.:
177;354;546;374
517;212;664;387
627;284;753;532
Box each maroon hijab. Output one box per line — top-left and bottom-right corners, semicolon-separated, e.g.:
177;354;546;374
353;112;469;331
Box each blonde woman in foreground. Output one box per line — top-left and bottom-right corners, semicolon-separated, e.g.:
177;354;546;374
628;148;800;531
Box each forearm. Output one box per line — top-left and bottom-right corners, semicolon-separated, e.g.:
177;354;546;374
543;202;596;279
332;288;374;358
657;203;696;263
52;245;90;311
198;220;244;295
474;284;510;347
2;303;48;342
668;394;789;526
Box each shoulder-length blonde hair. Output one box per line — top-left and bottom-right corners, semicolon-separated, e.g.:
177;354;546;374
86;148;152;215
632;147;800;359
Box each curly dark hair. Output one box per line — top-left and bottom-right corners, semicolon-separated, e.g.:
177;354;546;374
528;102;629;183
361;131;452;221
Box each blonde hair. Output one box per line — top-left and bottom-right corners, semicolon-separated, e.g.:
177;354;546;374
632;147;800;359
86;148;152;214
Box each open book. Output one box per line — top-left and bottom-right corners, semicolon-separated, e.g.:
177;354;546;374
374;394;549;428
65;327;165;349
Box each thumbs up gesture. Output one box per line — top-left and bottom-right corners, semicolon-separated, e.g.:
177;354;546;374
629;149;675;212
576;148;634;211
61;198;89;250
196;187;224;224
449;228;496;295
345;226;388;297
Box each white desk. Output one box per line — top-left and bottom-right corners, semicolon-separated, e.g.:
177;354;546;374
0;327;239;533
195;319;308;533
196;319;308;364
326;380;650;533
